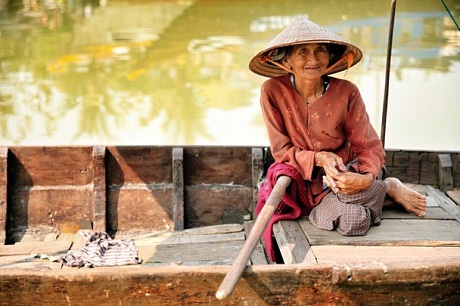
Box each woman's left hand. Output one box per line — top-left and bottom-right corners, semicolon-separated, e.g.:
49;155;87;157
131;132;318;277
323;172;373;195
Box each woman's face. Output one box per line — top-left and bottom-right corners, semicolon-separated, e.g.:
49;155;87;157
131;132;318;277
283;43;330;80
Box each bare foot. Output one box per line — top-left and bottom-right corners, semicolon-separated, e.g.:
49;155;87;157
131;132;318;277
384;177;427;217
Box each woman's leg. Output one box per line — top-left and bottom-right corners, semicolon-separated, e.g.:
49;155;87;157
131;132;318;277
309;180;386;236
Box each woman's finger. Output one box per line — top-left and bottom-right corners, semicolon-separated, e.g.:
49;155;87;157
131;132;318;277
335;159;347;172
323;175;339;193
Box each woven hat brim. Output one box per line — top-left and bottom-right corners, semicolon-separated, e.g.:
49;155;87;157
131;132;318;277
248;16;363;78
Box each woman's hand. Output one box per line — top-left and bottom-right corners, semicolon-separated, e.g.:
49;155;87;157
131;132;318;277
314;151;347;177
315;151;374;195
324;172;374;195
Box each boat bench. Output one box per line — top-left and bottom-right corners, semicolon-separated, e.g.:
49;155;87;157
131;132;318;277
273;184;460;265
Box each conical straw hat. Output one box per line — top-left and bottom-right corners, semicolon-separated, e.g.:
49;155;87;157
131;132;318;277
249;15;363;78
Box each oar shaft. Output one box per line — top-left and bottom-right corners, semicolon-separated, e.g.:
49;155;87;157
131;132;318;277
381;0;397;147
215;175;291;300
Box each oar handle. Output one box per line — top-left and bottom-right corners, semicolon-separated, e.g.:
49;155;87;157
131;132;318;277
215;175;291;300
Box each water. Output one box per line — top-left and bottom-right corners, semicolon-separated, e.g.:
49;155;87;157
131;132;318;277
1;0;459;150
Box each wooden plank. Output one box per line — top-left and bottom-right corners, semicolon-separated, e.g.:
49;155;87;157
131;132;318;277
309;245;460;264
385;151;455;187
438;154;453;192
92;146;106;232
106;146;172;184
0;146;7;243
8;146;94;186
185;187;252;228
32;241;72;256
181;224;243;235
299;218;460;246
453;153;460;188
0;242;37;256
273;220;310;264
146;240;244;264
107;188;173;233
0;254;62;271
425;185;460;222
0;241;70;257
447;189;460;206
244;221;268;265
163;232;244;244
184;147;253;186
251;148;264;219
173;147;184;231
382;206;454;220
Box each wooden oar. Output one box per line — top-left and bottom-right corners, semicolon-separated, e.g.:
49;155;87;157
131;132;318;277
215;175;292;300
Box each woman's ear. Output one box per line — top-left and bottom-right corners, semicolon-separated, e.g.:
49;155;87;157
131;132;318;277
282;58;291;69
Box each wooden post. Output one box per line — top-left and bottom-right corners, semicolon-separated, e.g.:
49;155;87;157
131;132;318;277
92;146;106;232
173;147;184;231
251;147;263;219
438;154;453;192
0;147;7;243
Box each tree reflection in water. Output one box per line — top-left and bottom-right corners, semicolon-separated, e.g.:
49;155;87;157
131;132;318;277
0;0;459;149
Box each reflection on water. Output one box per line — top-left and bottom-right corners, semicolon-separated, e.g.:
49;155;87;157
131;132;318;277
0;0;459;150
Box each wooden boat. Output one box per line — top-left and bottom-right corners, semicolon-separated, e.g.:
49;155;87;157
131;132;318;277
1;145;459;305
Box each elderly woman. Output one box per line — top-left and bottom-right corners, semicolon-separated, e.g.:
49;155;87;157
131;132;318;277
249;16;427;262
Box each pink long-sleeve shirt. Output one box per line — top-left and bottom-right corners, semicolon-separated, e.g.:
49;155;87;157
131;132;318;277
260;74;385;198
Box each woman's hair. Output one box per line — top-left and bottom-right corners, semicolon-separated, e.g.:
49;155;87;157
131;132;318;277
326;43;346;67
269;46;293;62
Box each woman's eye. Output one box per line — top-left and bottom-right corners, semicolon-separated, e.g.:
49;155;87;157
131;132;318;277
316;48;327;53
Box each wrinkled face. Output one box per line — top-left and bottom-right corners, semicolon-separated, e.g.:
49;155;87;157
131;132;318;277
283;43;330;79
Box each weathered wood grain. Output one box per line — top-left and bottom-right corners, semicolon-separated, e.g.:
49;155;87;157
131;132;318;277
447;189;460;205
1;263;460;305
0;146;7;243
273;220;310;264
251;147;264;219
299;218;460;246
244;221;268;265
146;240;244;264
1;147;459;243
8;146;94;186
438;154;454;192
184;147;253;186
173;147;184;231
426;185;460;222
382;206;454;219
92;146;106;232
310;245;460;264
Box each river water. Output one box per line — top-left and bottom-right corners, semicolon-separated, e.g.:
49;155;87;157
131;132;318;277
1;0;459;150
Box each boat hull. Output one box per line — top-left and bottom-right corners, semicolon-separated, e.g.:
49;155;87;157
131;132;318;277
1;146;459;243
1;262;460;305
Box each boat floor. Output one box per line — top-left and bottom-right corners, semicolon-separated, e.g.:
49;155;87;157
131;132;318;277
1;184;460;272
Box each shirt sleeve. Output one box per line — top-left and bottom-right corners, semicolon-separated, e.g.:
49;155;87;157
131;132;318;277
343;83;385;177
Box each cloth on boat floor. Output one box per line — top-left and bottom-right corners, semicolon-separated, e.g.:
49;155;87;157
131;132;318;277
59;231;142;268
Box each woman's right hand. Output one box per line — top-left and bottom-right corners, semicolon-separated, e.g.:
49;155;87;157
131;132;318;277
314;151;347;176
314;152;347;192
